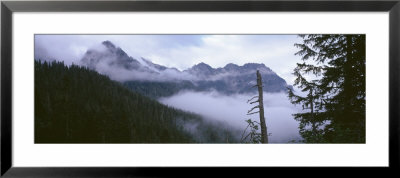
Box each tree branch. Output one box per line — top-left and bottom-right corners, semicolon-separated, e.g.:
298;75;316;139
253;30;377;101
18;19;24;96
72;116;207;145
247;95;259;103
240;124;251;142
250;100;259;104
241;132;252;142
247;111;259;115
247;105;259;114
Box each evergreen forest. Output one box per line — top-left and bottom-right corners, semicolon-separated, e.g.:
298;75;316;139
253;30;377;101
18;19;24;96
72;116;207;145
35;60;239;143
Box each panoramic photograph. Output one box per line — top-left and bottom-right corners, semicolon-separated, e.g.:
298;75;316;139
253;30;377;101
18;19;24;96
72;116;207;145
34;34;365;143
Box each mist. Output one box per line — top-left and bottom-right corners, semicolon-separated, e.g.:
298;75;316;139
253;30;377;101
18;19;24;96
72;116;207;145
34;35;302;84
159;91;303;143
90;61;201;83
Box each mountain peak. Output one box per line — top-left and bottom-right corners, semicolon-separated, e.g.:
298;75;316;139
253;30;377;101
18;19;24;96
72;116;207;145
225;63;238;67
191;62;213;71
224;63;239;70
242;63;273;73
186;62;215;77
81;41;141;71
243;63;266;68
102;40;116;49
194;62;211;68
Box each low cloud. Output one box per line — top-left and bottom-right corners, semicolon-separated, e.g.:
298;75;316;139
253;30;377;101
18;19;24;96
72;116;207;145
34;35;302;85
88;60;198;82
93;65;198;82
159;91;303;143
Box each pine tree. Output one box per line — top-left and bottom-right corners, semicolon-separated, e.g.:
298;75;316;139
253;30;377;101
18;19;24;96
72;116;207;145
288;34;365;143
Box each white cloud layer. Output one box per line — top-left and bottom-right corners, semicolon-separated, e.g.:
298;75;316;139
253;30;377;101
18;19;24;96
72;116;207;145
159;91;302;143
34;35;302;85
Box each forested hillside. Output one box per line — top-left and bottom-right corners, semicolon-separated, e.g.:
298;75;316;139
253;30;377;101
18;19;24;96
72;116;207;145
123;80;197;99
35;60;238;143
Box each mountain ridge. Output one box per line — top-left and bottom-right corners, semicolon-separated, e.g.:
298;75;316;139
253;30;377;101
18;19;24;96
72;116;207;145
80;41;292;97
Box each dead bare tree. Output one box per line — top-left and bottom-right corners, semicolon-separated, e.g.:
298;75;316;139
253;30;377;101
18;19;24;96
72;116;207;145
247;70;269;143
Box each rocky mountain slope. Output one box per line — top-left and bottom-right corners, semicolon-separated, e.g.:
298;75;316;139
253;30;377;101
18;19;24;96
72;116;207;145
80;41;291;98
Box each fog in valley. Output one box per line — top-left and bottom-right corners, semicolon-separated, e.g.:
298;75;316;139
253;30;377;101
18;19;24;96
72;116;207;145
34;35;316;143
159;91;302;143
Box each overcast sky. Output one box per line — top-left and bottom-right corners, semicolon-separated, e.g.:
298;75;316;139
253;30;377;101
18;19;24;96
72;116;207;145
35;34;303;85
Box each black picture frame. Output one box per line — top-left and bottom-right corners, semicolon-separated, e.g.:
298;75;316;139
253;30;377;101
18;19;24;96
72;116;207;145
1;0;399;177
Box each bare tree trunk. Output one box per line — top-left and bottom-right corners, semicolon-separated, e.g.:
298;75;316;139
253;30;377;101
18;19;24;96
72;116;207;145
310;89;317;140
310;89;316;132
256;70;268;143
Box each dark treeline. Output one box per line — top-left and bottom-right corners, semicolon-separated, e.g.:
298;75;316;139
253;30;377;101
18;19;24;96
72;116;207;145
288;34;365;143
124;79;289;100
35;60;238;143
123;80;196;99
